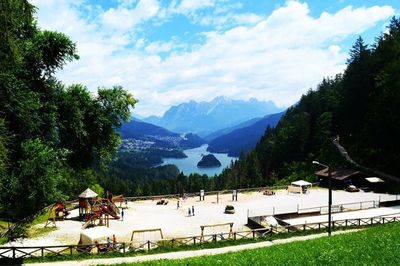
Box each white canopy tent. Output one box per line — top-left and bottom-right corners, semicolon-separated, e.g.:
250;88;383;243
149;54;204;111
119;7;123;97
288;180;312;194
291;180;312;187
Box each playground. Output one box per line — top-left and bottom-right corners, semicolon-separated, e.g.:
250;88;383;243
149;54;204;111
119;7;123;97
2;187;399;250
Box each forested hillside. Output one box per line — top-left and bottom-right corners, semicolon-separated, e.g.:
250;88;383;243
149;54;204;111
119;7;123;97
0;1;136;219
207;111;284;156
218;18;400;187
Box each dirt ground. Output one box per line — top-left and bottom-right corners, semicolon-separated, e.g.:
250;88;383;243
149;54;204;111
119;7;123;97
3;188;397;247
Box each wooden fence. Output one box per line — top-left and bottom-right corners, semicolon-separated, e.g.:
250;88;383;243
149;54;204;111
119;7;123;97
1;214;399;260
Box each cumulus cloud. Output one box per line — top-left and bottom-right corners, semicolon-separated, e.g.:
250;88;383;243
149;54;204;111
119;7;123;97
32;1;395;116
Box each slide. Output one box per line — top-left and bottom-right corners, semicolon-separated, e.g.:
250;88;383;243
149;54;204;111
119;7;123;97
101;205;120;219
82;212;101;229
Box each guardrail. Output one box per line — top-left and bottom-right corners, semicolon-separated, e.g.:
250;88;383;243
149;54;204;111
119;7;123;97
1;213;399;260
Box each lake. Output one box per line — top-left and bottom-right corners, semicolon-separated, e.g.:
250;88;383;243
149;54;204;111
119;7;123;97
161;144;238;176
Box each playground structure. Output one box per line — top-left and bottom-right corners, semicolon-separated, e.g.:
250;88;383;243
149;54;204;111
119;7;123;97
130;228;164;249
78;188;122;229
44;201;73;228
200;222;234;241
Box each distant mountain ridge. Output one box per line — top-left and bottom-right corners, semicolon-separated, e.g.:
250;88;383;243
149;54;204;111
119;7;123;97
119;118;205;149
207;111;285;156
143;96;284;137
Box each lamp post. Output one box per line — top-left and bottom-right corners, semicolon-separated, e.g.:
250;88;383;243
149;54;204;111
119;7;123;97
313;160;332;236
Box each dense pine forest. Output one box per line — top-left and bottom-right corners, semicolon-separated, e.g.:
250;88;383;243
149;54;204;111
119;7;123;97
1;1;400;221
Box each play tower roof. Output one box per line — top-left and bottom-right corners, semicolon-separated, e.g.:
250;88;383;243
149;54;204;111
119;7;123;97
79;188;98;199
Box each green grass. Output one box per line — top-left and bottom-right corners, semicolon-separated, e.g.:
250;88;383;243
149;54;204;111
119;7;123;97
109;222;400;266
26;211;57;238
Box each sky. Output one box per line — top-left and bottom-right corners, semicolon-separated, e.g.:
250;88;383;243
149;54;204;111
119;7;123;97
31;0;399;116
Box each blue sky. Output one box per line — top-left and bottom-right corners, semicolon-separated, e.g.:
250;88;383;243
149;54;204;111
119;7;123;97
32;0;399;116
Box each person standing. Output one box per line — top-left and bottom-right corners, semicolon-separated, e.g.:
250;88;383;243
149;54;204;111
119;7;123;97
192;205;195;216
177;200;180;209
188;207;191;216
121;209;124;221
106;237;111;252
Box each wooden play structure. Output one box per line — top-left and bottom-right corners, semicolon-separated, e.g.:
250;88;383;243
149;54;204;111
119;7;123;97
78;188;121;229
200;222;234;240
130;228;164;249
44;201;71;228
112;194;127;208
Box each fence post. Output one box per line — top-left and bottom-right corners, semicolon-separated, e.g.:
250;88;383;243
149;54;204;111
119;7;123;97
270;226;273;240
234;232;236;241
69;246;73;255
147;241;151;251
12;247;16;259
193;237;196;245
41;247;44;258
123;242;126;254
383;217;385;224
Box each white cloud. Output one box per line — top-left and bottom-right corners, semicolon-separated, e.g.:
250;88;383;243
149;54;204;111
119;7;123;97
100;0;160;32
175;0;216;13
32;1;395;116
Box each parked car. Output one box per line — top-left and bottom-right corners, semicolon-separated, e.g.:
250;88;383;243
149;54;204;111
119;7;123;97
345;185;360;192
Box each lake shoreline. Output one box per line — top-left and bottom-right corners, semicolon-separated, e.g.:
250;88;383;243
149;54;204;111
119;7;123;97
160;144;238;176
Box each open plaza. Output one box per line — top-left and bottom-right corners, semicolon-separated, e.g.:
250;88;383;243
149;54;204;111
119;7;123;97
3;187;400;249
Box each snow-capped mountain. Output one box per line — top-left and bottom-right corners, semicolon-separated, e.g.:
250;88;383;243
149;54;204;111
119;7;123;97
143;96;284;136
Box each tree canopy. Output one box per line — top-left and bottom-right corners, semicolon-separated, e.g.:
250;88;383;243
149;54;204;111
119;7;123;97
0;0;137;219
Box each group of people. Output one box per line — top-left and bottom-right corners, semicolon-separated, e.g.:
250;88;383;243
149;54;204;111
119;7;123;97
177;200;195;217
95;234;117;253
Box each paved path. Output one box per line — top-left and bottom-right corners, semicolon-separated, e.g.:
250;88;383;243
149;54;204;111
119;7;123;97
23;230;358;266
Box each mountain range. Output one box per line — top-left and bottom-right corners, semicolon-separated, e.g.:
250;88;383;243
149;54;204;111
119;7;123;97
207;111;285;156
142;96;284;137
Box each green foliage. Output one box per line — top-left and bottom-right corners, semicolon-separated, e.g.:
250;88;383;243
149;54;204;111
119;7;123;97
90;184;105;197
0;0;137;220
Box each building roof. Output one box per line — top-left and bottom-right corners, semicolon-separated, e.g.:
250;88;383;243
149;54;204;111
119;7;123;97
315;168;365;181
79;188;98;198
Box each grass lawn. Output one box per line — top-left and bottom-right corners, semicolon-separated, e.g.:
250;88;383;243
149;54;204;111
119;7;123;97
112;222;400;266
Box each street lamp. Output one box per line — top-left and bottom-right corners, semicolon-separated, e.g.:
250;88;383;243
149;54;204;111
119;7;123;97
313;160;332;236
